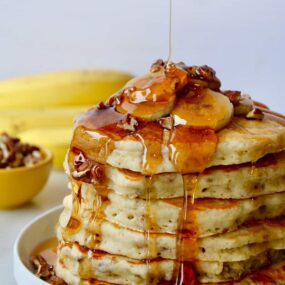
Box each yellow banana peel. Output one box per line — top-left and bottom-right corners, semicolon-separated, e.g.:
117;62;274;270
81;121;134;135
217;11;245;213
0;106;88;135
0;69;132;109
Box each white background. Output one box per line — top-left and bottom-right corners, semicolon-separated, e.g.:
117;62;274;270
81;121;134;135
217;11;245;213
0;0;284;112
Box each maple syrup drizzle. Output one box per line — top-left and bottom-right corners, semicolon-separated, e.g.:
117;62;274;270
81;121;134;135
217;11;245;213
61;177;105;249
172;173;200;285
87;185;105;249
262;109;285;126
64;184;82;236
31;237;58;267
169;126;217;174
134;122;164;174
145;176;155;282
175;175;189;285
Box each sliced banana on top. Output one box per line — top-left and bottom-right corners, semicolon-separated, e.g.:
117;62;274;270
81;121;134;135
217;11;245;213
115;64;188;121
114;61;233;130
172;88;234;131
116;95;176;121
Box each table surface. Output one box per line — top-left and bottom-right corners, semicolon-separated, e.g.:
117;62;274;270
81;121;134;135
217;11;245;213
0;171;69;285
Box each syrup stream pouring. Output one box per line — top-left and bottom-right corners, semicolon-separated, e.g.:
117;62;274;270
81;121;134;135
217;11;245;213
167;0;173;65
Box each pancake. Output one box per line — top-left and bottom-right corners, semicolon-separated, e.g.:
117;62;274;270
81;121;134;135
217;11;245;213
200;218;285;253
57;210;285;262
68;151;285;199
70;116;285;175
237;260;285;285
56;242;175;285
56;242;285;284
63;183;285;237
197;249;285;283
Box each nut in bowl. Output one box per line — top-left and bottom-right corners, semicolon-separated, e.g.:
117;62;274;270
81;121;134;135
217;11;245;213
0;133;53;208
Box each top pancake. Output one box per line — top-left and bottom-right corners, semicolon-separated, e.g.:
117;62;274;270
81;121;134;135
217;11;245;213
70;114;285;175
69;62;285;175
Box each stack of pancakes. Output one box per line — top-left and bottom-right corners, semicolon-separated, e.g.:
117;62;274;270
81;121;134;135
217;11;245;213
55;61;285;284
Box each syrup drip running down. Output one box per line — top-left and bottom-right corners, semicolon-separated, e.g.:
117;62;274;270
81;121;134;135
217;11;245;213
175;175;190;285
31;237;58;267
144;176;161;284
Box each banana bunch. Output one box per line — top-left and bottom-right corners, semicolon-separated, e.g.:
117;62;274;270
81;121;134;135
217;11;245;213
0;69;133;169
0;69;132;108
0;106;87;134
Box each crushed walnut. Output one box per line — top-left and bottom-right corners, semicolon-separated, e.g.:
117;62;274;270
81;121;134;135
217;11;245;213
0;133;42;169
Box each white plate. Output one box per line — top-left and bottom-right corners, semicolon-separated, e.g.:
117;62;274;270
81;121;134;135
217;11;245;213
13;205;63;285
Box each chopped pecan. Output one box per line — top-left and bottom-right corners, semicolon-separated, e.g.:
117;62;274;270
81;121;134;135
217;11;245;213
223;90;242;105
77;160;91;172
31;255;54;279
124;87;136;97
96;101;108;110
158;116;174;130
0;141;10;164
246;108;264;120
74;151;87;169
108;90;124;107
49;276;67;285
118;114;138;132
150;59;165;72
91;163;105;183
0;133;42;168
183;64;221;91
17;143;39;156
31;255;67;284
234;94;254;115
72;168;90;179
72;151;92;179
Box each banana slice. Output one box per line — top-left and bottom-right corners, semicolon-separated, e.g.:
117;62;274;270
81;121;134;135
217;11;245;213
115;64;188;121
172;88;233;131
116;92;176;121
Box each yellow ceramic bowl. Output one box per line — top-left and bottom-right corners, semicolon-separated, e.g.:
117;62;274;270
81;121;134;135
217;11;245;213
0;148;53;209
